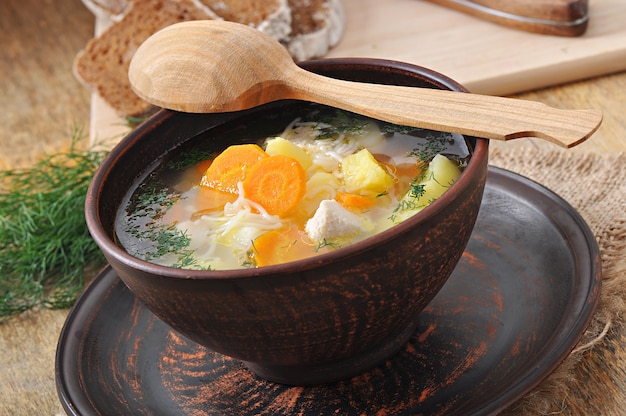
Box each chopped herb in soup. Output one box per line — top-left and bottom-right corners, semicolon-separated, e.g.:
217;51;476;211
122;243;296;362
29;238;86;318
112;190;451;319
116;107;471;270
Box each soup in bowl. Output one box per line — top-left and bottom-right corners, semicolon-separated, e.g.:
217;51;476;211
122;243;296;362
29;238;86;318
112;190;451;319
117;104;473;271
85;58;489;385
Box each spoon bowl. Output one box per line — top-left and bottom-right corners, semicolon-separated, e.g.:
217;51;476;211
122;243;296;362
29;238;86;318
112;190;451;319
129;20;602;148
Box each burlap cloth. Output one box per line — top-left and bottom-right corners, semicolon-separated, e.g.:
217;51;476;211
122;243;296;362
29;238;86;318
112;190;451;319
1;146;625;415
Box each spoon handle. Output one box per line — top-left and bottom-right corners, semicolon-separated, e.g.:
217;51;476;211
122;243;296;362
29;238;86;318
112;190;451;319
288;69;602;148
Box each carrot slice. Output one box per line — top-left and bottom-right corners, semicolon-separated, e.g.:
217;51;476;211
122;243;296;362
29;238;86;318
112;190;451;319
194;159;213;179
190;187;238;220
335;192;376;211
250;226;313;267
201;144;268;194
242;155;306;216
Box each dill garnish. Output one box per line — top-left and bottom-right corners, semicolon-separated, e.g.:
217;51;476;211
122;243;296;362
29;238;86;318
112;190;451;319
409;183;426;199
314;239;341;252
407;131;451;162
311;110;370;140
379;122;415;135
0;128;109;318
121;180;210;270
166;148;215;170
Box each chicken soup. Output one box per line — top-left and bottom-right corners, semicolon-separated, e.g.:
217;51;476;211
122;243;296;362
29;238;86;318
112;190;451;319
116;105;472;270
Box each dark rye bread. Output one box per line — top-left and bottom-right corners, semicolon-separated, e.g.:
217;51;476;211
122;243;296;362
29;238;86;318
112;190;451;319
75;0;345;117
74;0;219;117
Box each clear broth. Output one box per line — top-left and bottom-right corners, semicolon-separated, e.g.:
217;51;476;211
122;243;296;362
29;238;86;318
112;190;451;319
116;104;472;270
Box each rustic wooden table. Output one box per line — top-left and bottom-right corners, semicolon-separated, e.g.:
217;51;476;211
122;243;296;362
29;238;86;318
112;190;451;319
1;0;625;414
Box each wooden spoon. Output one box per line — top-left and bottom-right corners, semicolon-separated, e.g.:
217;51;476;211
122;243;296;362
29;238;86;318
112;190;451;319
128;20;602;148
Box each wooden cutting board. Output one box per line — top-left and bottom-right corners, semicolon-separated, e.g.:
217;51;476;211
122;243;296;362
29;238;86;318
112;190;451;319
90;0;626;144
327;0;626;94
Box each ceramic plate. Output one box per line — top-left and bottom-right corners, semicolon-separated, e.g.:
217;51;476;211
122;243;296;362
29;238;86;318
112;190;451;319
56;167;601;416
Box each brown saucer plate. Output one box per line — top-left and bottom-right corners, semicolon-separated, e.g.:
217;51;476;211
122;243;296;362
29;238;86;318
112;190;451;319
56;167;601;416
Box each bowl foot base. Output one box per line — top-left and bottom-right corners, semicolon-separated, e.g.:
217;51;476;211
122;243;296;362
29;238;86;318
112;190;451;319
242;319;420;386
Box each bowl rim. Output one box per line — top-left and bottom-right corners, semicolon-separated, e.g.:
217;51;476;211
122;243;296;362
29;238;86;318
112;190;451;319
86;57;489;280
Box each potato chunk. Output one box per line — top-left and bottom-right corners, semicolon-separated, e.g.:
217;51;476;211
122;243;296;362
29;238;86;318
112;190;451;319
419;154;462;202
342;149;393;195
390;154;461;224
265;137;312;170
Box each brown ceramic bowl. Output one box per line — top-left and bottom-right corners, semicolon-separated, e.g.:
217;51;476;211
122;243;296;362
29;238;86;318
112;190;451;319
85;58;489;386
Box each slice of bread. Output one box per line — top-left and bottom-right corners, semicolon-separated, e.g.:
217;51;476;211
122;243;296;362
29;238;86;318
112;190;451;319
74;0;220;117
75;0;345;117
286;0;345;61
198;0;292;40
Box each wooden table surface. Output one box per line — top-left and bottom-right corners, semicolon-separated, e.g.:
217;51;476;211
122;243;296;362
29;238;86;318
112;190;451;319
1;0;626;414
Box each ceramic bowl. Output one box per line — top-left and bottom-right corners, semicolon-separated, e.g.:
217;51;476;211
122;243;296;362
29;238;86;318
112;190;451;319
85;58;489;385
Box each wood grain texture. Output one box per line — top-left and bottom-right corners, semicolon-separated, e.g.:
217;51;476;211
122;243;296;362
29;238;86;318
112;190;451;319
424;0;589;36
468;0;587;21
0;0;94;169
326;0;626;95
128;20;601;147
490;71;626;154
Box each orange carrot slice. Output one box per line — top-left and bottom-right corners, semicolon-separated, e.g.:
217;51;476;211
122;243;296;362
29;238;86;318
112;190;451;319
250;226;313;267
195;159;213;179
190;187;238;220
201;144;268;194
335;192;376;211
242;155;306;216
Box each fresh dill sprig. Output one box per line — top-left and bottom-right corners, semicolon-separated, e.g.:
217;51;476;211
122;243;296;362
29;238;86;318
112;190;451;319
0;127;109;318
